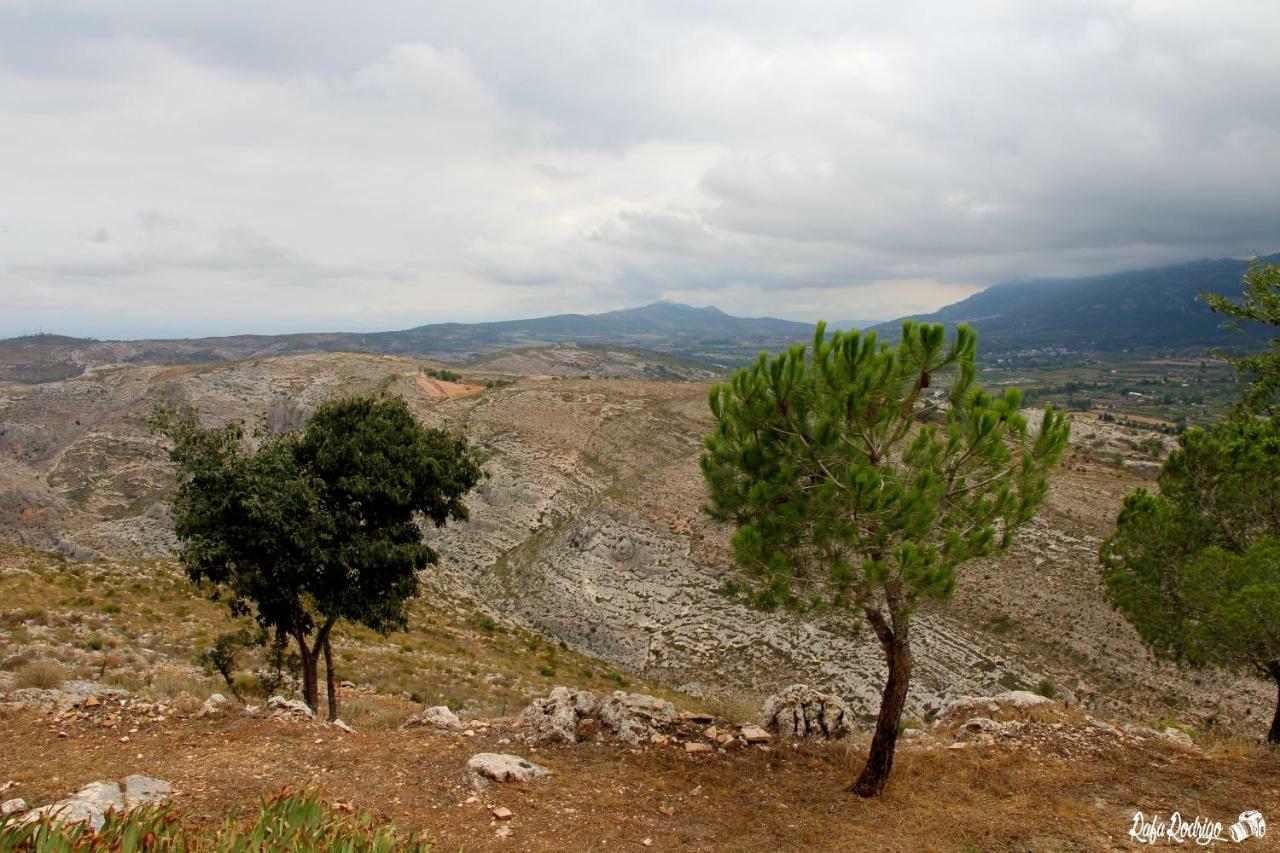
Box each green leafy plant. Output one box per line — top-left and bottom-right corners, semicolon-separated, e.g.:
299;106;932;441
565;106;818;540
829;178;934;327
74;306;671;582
152;394;483;719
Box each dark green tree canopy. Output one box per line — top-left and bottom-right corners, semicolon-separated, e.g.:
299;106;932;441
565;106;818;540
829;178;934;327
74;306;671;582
1201;259;1280;414
153;393;483;715
1102;416;1280;677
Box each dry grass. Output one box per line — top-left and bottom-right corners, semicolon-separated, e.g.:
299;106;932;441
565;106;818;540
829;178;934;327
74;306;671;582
0;706;1273;852
0;552;701;718
12;658;68;689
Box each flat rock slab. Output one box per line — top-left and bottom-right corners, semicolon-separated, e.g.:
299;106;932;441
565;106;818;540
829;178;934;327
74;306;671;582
124;775;172;808
467;753;550;786
19;776;172;832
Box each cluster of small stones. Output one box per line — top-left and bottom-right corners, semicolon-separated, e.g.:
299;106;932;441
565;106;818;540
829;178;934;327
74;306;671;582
513;686;776;755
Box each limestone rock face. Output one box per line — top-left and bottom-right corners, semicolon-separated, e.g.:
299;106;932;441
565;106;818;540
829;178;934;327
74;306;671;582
761;685;854;741
466;753;550;787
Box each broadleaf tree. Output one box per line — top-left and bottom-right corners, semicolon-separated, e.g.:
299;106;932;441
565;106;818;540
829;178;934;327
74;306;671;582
1101;396;1280;742
701;321;1069;796
152;393;482;719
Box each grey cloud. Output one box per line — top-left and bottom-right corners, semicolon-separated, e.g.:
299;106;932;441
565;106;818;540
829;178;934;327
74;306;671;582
1;1;1278;337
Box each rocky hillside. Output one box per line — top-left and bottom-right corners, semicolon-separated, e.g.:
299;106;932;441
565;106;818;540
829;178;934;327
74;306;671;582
0;352;1269;734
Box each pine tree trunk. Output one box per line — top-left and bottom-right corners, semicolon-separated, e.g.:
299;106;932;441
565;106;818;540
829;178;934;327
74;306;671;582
851;609;911;798
323;634;339;722
1268;661;1280;745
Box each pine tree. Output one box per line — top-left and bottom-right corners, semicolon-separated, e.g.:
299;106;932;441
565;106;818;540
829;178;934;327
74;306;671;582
1200;259;1280;413
1101;415;1280;742
701;322;1069;795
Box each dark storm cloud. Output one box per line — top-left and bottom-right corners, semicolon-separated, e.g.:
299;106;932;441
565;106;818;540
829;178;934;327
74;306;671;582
1;1;1277;337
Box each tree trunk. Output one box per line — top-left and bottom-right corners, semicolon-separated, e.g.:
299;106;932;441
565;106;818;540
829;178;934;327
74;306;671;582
1268;661;1280;745
323;634;339;722
850;608;912;797
295;631;319;712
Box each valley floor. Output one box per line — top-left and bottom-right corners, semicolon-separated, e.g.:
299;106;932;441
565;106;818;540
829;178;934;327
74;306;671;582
1;700;1274;852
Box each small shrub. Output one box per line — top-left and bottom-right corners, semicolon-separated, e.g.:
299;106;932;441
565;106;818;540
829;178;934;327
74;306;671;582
985;614;1018;634
14;659;68;689
1035;678;1059;700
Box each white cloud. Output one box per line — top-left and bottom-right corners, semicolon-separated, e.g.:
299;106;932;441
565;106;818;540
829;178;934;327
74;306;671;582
0;1;1278;337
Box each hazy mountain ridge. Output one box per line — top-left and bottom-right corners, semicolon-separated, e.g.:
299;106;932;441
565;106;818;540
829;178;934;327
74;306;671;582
0;303;814;384
4;254;1276;385
874;254;1278;352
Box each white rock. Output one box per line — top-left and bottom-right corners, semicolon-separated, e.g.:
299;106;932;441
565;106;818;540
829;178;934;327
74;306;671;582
406;705;462;730
1;798;26;816
23;800;108;832
739;725;771;743
73;781;124;813
761;685;853;741
518;687;598;744
466;753;550;787
123;775;172;808
266;695;315;719
196;693;229;718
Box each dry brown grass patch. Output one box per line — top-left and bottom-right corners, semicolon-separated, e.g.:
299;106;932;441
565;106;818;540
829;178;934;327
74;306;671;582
13;658;68;689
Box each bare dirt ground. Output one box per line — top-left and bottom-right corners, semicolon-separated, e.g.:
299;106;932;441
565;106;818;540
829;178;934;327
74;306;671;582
2;702;1275;852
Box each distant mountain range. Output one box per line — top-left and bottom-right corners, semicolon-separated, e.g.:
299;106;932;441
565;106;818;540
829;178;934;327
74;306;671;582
1;254;1273;383
0;302;815;383
873;254;1277;353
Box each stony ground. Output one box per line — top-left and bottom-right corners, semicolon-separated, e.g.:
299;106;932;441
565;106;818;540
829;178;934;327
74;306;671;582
2;692;1275;852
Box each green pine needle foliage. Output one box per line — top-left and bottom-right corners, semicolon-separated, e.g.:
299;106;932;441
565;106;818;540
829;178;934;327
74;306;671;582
1100;414;1280;679
701;320;1070;615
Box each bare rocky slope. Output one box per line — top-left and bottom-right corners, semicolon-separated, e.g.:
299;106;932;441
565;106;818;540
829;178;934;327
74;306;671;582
0;352;1267;733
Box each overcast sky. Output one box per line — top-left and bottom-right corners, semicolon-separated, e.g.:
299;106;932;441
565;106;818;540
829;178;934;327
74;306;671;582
2;1;1278;339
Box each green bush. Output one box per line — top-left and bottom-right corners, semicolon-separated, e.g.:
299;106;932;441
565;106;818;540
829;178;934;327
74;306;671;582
0;791;430;851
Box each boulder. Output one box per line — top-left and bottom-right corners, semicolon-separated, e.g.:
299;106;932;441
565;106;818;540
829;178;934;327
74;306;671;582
935;691;1055;726
761;685;854;741
1;798;26;816
404;705;462;730
518;687;598;744
466;753;550;787
196;693;229;718
596;692;677;746
266;695;315;720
